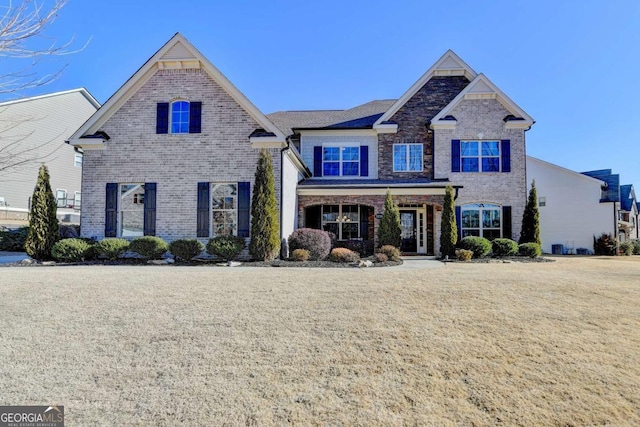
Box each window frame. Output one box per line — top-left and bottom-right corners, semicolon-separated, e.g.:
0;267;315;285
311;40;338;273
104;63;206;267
393;143;423;172
460;140;501;173
170;100;190;134
210;183;238;237
74;153;82;168
119;183;145;238
322;144;360;177
461;203;502;240
73;192;81;210
321;204;360;240
55;189;67;208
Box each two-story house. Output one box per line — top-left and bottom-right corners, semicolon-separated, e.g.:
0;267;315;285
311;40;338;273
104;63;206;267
269;51;533;255
69;34;533;257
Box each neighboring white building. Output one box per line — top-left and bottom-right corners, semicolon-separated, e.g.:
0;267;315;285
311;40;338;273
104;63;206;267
527;156;616;254
0;89;100;222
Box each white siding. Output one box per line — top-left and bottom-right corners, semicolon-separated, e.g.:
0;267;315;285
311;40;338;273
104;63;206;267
300;133;378;179
527;156;614;254
281;153;300;244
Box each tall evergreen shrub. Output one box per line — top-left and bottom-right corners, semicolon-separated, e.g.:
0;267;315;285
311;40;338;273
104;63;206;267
439;185;457;257
377;190;401;248
519;180;541;246
249;149;280;260
25;165;59;260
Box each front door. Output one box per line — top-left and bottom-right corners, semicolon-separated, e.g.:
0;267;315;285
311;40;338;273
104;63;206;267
400;210;417;252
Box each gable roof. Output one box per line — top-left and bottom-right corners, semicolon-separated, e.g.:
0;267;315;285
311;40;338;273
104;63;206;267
68;33;285;146
267;99;395;135
582;169;620;203
526;156;607;186
431;73;534;129
0;88;100;109
373;50;478;127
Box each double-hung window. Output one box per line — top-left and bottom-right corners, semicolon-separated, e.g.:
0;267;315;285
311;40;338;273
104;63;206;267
461;203;501;240
74;153;83;168
120;184;145;237
211;183;238;236
393;143;423;172
323;146;359;176
56;189;67;208
461;141;500;172
171;101;190;133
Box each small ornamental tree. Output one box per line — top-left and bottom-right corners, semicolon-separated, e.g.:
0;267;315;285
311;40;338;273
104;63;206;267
377;190;401;248
25;164;59;260
519;180;541;246
439;185;457;258
249;149;280;260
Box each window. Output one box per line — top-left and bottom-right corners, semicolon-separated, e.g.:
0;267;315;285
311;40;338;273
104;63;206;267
73;192;81;209
461;203;501;240
74;153;82;168
538;197;546;207
322;204;360;240
211;183;237;236
393;144;423;172
461;141;500;172
323;146;359;176
171;101;190;133
56;189;67;208
120;184;145;237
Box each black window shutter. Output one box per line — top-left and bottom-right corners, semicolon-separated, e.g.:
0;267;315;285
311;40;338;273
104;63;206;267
105;183;118;237
501;140;511;172
143;183;157;236
502;206;512;239
451;140;461;172
359;206;369;240
197;182;210;238
238;182;250;238
156;103;169;134
189;101;202;134
455;206;462;242
360;146;369;177
313;146;323;177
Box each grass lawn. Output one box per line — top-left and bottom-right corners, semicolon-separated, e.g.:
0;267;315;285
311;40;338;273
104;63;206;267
0;257;639;425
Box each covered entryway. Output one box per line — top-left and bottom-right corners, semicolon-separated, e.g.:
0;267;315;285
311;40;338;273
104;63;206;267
399;204;434;254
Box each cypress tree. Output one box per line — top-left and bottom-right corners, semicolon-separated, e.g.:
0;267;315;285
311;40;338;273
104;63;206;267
249;148;280;260
440;185;458;257
25;164;59;260
377;190;401;248
519;180;541;246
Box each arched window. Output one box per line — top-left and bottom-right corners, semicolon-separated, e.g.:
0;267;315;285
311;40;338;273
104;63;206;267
461;203;501;240
171;100;190;133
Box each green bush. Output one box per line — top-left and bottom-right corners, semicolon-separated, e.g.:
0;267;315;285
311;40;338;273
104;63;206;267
169;239;203;262
619;241;633;256
593;233;617;256
51;238;90;262
374;253;388;263
440;186;458;257
378;245;401;261
24;165;59;260
96;238;130;260
291;249;310;261
59;224;80;239
455;248;473;261
491;238;518;257
633;240;640;255
82;239;100;261
206;235;245;262
288;228;331;261
249;148;280;261
129;236;169;260
518;242;541;258
378;190;401;248
0;226;29;251
458;236;492;258
329;247;360;263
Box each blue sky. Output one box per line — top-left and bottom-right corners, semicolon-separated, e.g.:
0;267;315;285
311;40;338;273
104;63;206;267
3;0;640;188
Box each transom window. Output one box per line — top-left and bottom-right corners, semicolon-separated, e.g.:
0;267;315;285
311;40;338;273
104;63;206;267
461;141;500;172
461;203;501;240
211;183;237;236
120;184;145;237
171;101;190;133
322;204;360;240
393;143;423;172
323;146;359;176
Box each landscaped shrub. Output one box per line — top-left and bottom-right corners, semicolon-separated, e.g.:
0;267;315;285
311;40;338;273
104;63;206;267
129;236;169;260
633;239;640;255
288;228;331;261
440;185;458;258
24;165;59;260
96;238;130;260
518;242;541;258
373;253;388;263
455;248;473;262
619;241;633;256
329;247;360;263
378;245;401;261
59;224;80;239
593;233;617;256
206;235;245;262
491;238;518;257
169;239;203;262
458;236;492;258
291;248;310;261
378;190;401;248
334;239;374;257
82;239;100;261
0;226;29;251
249;148;280;261
51;238;90;262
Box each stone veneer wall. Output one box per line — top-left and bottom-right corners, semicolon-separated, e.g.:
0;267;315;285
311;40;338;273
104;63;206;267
81;68;281;242
378;76;469;179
